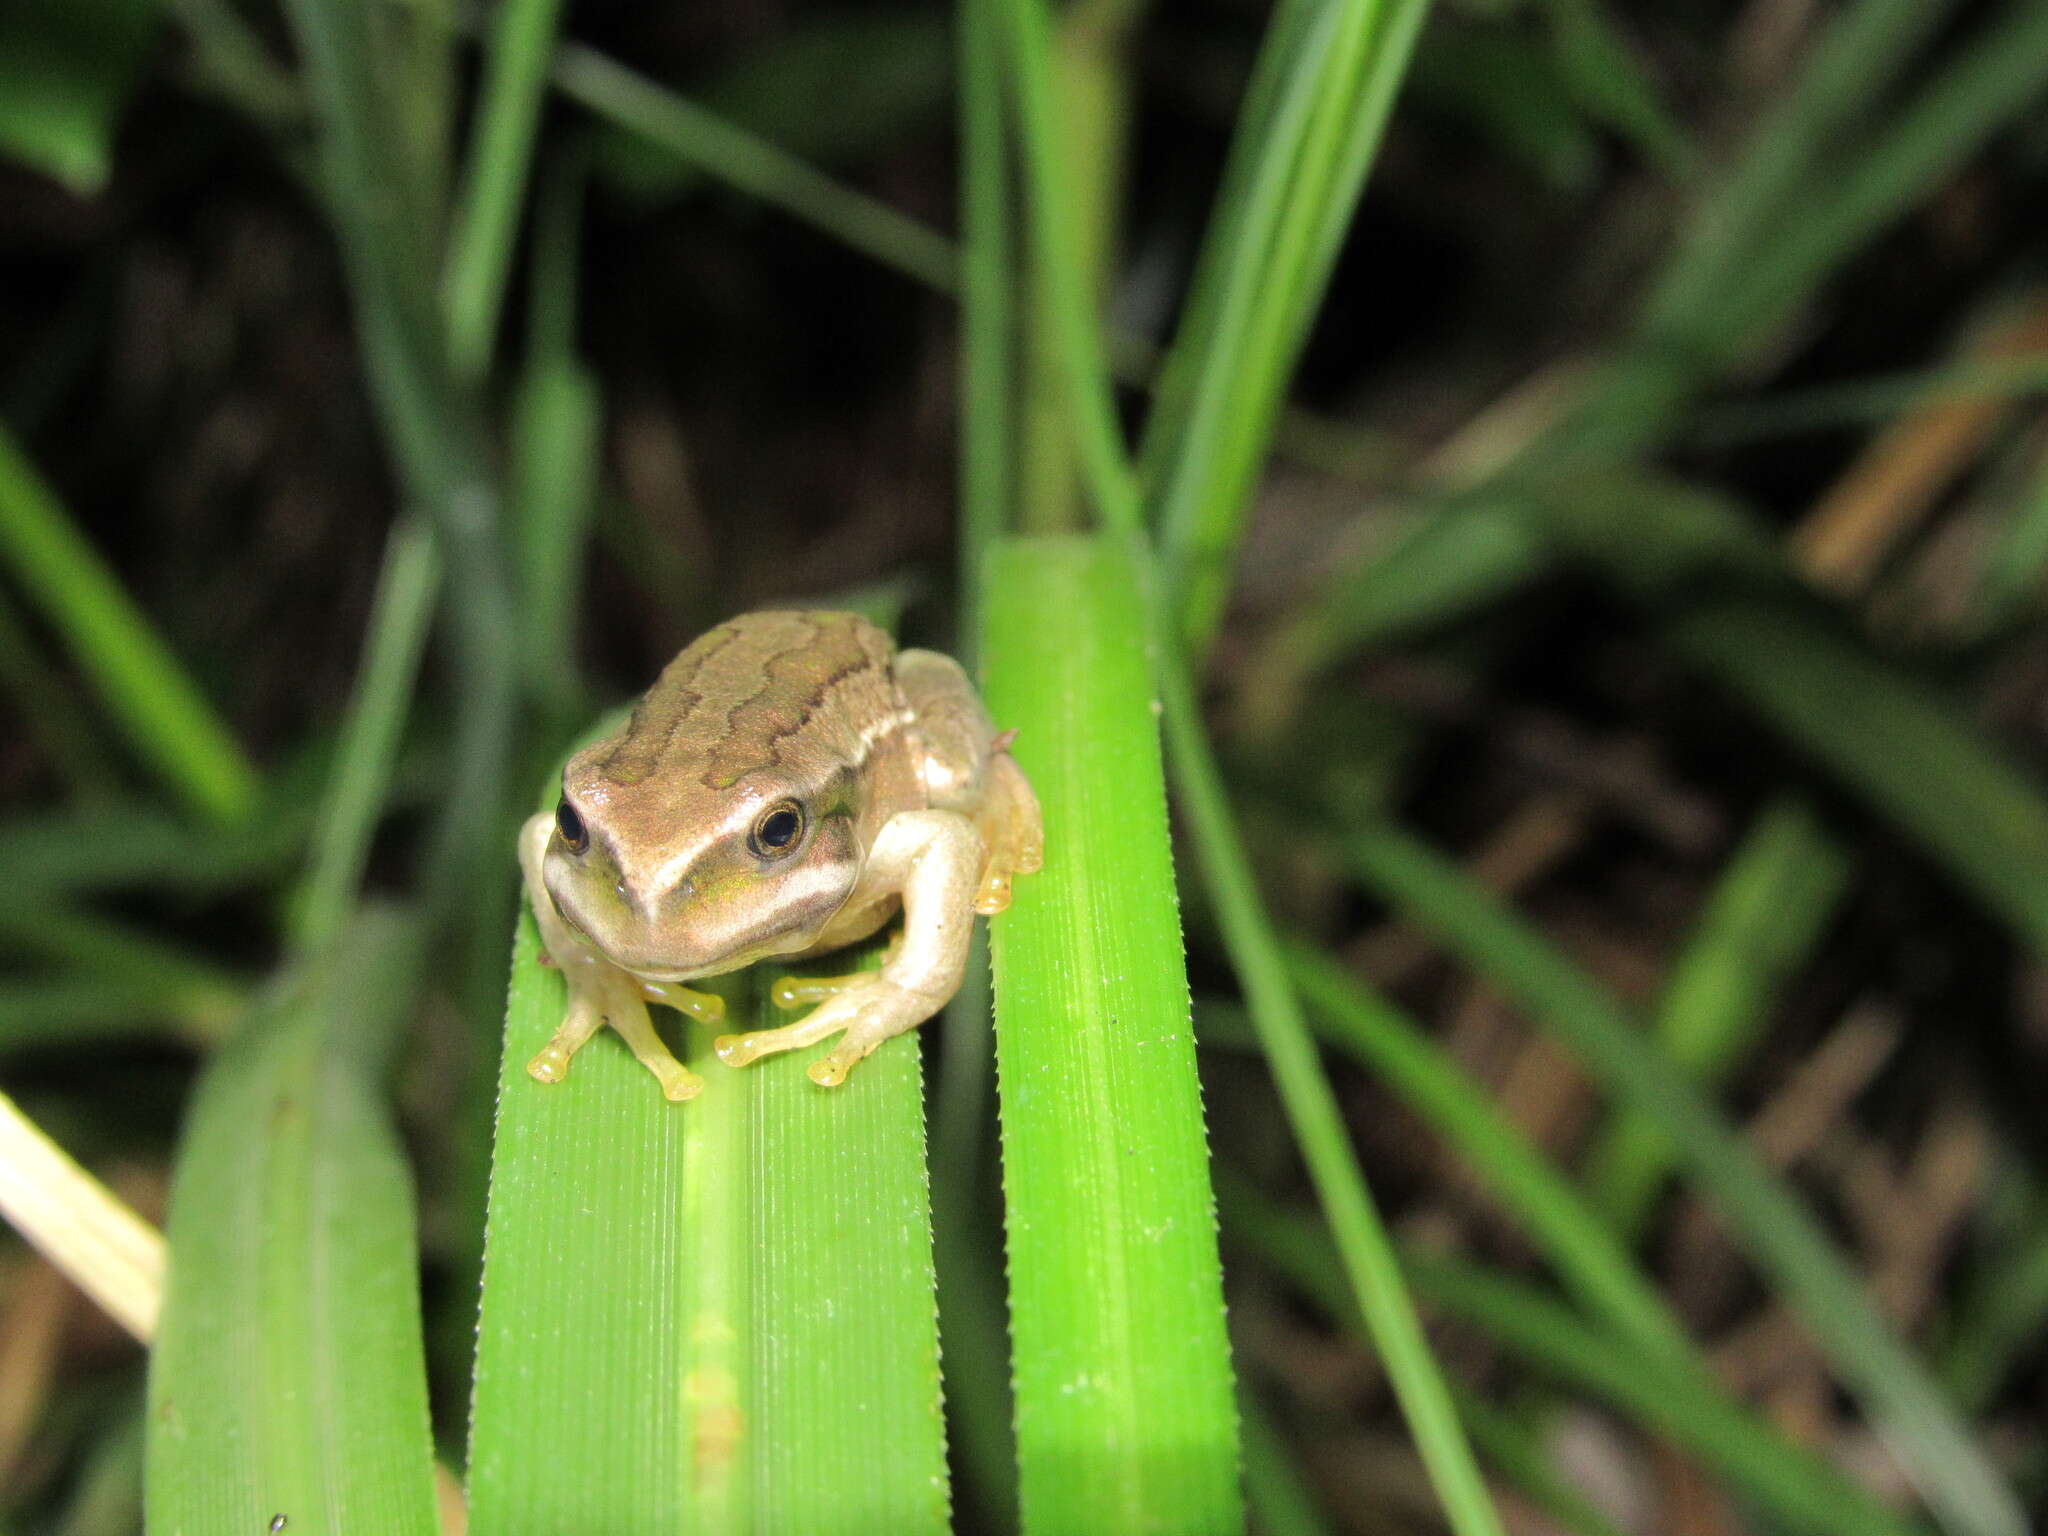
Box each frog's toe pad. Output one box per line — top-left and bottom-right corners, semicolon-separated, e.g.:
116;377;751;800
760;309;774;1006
527;1047;571;1084
713;1032;762;1068
806;1057;851;1088
659;1068;706;1102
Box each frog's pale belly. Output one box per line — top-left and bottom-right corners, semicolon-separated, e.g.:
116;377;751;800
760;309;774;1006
519;610;1042;1100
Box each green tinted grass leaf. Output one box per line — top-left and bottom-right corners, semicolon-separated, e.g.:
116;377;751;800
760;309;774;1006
980;534;1241;1533
468;801;946;1531
145;912;438;1536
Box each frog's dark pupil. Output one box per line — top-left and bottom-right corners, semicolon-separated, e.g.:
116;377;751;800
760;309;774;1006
759;809;800;849
556;799;587;850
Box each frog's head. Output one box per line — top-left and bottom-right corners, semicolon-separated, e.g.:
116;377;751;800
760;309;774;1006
540;747;864;981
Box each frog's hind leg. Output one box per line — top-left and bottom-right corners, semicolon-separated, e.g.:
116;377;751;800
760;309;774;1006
973;748;1044;915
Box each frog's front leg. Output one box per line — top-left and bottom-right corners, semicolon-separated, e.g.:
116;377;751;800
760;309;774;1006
715;809;981;1087
519;814;723;1102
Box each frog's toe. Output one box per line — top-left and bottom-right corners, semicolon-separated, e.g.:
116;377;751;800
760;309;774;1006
527;1045;571;1083
656;1063;706;1102
638;979;725;1024
713;1031;761;1067
769;972;866;1009
806;1055;852;1088
972;872;1013;915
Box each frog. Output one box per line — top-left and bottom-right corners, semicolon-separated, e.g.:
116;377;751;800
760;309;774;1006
517;609;1043;1101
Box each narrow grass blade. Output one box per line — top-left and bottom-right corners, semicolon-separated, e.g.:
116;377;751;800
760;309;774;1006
0;583;122;802
1238;1392;1329;1536
1244;498;1548;736
1636;0;1955;348
1155;621;1503;1533
1721;2;2048;358
0;423;257;824
145;911;438;1536
1539;0;1693;181
290;516;443;956
1337;820;2022;1536
1586;798;1850;1235
1150;0;1435;649
1973;457;2048;635
1542;475;2048;967
444;0;568;379
1282;944;1693;1369
509;357;599;708
981;535;1240;1533
553;42;957;295
0;794;308;899
0;0;158;194
468;858;945;1529
1269;946;1924;1535
955;0;1013;661
1222;1184;1924;1536
1941;1196;2048;1414
995;0;1140;534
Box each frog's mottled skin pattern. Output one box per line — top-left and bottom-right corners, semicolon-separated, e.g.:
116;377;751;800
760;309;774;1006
520;610;1042;1099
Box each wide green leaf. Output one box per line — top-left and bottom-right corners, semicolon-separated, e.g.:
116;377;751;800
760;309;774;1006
145;912;438;1536
467;813;946;1530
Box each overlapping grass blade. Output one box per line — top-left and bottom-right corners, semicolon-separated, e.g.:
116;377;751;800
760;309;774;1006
980;535;1240;1533
1336;819;2021;1536
1161;630;1503;1536
1280;946;1692;1367
1222;1184;1922;1536
144;911;438;1536
1585;798;1850;1235
468;796;945;1531
1147;0;1434;648
1543;476;2048;962
552;42;957;295
443;0;569;379
0;423;257;824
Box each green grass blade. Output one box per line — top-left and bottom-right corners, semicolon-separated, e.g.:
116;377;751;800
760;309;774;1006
1585;798;1850;1236
443;0;567;379
1672;599;2048;957
552;42;958;295
1539;0;1693;181
1245;498;1548;736
1720;2;2048;357
1689;354;2048;448
468;819;945;1529
996;0;1141;534
1223;1185;1924;1536
1282;944;1693;1368
980;535;1240;1533
0;422;258;824
1337;820;2022;1536
1156;621;1503;1534
144;911;438;1536
0;583;122;802
1270;947;1922;1536
1973;458;2048;635
290;516;443;956
1542;475;2048;966
1637;0;1955;347
1941;1196;2048;1415
1151;0;1434;650
1237;1392;1329;1536
956;0;1014;652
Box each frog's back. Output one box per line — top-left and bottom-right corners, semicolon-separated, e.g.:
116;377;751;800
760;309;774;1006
589;610;903;793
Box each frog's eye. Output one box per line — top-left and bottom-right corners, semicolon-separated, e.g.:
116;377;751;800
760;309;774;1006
749;801;806;860
555;798;589;854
